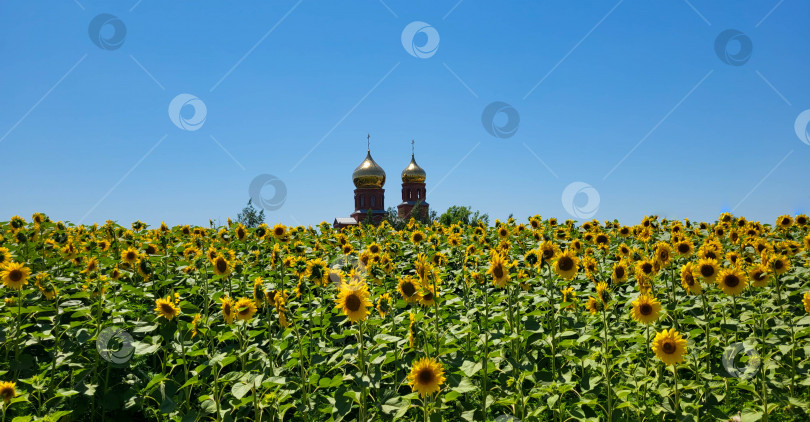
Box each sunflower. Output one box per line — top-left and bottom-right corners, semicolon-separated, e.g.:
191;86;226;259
612;260;629;283
631;295;661;325
680;262;702;294
408;312;418;348
586;296;601;314
540;241;559;262
695;258;719;283
769;255;790;275
654;242;672;266
335;281;371;323
651;328;687;365
191;314;202;338
617;243;632;257
221;296;235;324
595;281;610;304
121;247;140;265
560;286;577;308
776;215;793;229
154;295;180;321
398;275;420;302
408;357;446;397
635;259;656;282
553;250;579;280
524;249;540;267
487;252;510;288
305;258;329;286
234;297;258;321
594;233;610;249
272;224;288;240
0;381;17;404
717;268;747;296
804;290;810;314
748;264;769;288
411;231;425;244
419;285;437;307
212;255;231;276
0;247;11;266
1;262;30;290
377;293;392;318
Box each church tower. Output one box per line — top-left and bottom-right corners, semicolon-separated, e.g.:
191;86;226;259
397;140;429;221
350;136;387;224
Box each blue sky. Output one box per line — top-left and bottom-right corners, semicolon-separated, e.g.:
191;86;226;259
1;1;809;227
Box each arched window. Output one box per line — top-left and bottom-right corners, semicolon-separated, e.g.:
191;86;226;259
417;190;421;199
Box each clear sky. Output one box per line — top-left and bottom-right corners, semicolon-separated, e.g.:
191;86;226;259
1;1;809;228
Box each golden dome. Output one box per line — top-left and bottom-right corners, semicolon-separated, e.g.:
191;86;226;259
352;151;386;188
401;154;426;183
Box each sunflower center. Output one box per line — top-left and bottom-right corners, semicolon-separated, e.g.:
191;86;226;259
639;303;652;315
8;270;23;282
558;257;574;272
422;292;434;302
402;282;416;297
724;275;739;288
126;252;136;261
615;267;625;278
685;274;695;286
662;341;676;354
493;265;505;279
216;259;228;273
641;263;653;274
700;265;714;277
774;260;784;270
659;251;669;261
753;271;765;281
596;235;608;244
345;293;362;312
417;368;434;384
705;251;717;259
160;303;175;314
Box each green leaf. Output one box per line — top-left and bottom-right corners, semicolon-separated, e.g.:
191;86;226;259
453;377;477;394
459;360;482;377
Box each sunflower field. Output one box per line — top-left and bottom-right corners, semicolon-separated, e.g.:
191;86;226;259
1;213;810;421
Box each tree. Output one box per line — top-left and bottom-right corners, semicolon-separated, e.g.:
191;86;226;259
236;199;265;228
438;205;489;226
362;209;374;226
385;207;405;230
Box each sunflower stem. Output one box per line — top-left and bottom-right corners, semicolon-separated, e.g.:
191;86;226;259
673;365;680;417
601;308;613;422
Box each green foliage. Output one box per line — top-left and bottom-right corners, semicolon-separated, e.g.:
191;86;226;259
438;205;489;226
236;199;265;228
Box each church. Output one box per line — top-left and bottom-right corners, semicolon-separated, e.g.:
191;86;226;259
333;139;429;229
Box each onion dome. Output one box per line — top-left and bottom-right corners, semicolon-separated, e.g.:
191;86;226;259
401;154;426;183
352;151;386;188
